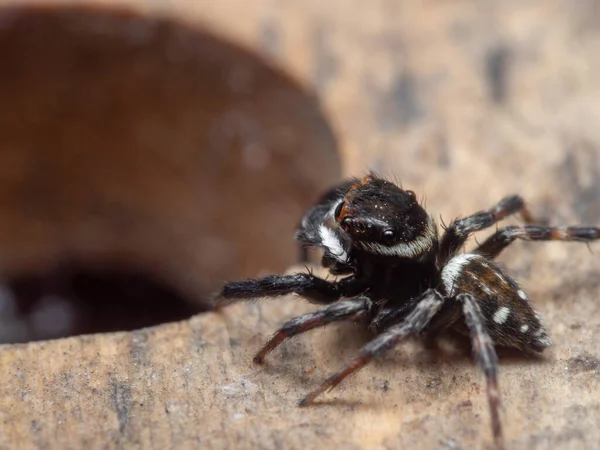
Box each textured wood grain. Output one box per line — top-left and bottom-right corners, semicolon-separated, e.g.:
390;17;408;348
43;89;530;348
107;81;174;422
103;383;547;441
0;1;600;449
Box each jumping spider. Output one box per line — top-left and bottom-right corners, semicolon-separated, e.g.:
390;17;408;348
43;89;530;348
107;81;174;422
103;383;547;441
217;173;600;449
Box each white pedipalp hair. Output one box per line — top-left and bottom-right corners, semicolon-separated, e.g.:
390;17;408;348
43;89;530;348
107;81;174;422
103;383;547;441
359;215;437;259
318;224;349;263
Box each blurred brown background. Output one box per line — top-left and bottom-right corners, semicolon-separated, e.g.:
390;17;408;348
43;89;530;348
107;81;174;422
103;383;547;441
0;1;599;449
0;4;340;342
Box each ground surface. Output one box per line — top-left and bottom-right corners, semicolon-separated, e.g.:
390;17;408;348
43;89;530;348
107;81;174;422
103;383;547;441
0;0;600;449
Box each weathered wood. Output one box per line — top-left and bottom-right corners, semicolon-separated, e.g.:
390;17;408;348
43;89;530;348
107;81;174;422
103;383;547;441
1;1;600;449
1;262;599;449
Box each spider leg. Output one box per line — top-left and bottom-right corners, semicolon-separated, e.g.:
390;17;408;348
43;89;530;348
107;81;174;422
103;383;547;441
298;288;445;406
457;293;505;450
218;273;366;307
473;224;600;259
439;195;540;262
253;297;371;364
367;296;424;332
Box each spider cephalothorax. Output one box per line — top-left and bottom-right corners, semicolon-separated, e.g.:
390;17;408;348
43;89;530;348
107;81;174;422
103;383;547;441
217;173;599;449
333;175;435;258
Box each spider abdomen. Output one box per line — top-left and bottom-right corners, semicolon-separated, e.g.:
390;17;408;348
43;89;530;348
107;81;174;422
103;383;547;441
441;253;551;352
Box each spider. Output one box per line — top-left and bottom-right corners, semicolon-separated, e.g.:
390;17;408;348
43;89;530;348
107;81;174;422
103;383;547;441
217;173;600;449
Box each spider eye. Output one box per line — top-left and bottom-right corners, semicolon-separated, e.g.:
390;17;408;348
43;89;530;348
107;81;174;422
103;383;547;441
341;217;352;231
382;229;395;244
406;190;416;201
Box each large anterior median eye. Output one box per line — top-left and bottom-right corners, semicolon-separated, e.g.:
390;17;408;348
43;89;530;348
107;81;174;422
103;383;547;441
341;217;352;231
382;229;395;244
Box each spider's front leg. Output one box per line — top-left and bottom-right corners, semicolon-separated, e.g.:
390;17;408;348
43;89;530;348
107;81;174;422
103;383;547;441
253;296;371;364
473;224;600;259
440;195;541;262
457;293;505;450
218;272;366;307
298;288;445;406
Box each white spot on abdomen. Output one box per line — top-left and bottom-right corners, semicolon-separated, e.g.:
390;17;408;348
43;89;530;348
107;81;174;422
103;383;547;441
520;324;529;333
492;306;511;324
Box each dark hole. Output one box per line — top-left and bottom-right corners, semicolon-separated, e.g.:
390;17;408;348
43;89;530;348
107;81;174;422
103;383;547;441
2;266;207;344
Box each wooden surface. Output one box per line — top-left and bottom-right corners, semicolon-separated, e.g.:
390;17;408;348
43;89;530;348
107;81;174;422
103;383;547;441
1;1;600;449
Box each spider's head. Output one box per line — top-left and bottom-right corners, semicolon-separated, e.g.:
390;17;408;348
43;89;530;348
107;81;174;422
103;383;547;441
334;174;437;258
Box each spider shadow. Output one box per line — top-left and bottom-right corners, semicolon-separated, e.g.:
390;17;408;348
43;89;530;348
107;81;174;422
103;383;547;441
250;319;551;411
251;320;373;386
419;331;550;367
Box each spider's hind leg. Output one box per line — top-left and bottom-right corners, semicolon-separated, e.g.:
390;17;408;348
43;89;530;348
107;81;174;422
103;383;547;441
458;293;505;450
254;296;371;364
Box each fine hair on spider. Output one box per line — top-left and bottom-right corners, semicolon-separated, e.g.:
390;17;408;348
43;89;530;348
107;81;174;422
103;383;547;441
216;173;600;449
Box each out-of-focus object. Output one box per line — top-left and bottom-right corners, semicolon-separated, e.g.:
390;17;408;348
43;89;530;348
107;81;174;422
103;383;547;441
0;4;340;341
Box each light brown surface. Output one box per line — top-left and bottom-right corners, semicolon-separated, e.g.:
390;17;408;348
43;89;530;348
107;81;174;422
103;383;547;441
0;1;600;449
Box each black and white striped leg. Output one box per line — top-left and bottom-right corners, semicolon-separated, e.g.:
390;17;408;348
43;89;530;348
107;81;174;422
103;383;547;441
218;273;366;307
298;289;445;406
440;195;539;262
458;293;505;450
253;297;371;364
473;225;600;259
